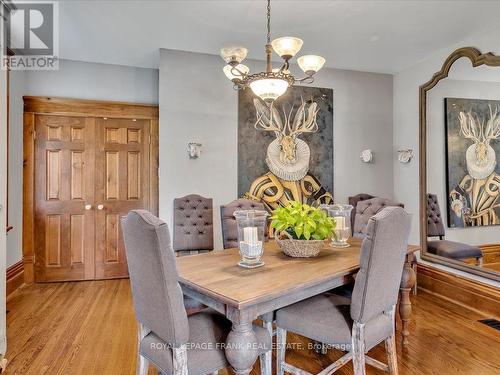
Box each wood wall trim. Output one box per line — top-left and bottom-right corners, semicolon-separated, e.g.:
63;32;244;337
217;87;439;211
417;263;500;319
22;97;159;283
150;118;159;215
479;244;500;267
23;96;159;119
22;112;35;284
7;260;24;296
479;243;500;252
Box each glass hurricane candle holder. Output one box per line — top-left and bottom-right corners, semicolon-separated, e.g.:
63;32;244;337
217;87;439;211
233;210;269;268
327;204;354;248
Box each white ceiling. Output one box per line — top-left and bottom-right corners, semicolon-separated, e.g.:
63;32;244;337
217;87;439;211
59;0;500;74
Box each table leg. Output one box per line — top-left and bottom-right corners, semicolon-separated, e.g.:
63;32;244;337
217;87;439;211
399;255;416;346
225;307;260;375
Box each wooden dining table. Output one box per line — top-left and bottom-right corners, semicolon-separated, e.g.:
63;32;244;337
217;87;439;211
177;238;419;375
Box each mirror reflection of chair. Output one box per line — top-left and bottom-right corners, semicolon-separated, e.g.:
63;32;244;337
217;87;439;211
122;210;272;375
275;207;412;375
426;194;483;266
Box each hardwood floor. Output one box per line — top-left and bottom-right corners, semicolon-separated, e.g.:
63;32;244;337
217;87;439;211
5;280;500;375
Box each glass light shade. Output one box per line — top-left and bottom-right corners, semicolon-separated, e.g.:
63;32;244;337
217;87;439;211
249;78;289;102
297;55;326;75
220;46;248;64
223;64;249;81
271;37;303;59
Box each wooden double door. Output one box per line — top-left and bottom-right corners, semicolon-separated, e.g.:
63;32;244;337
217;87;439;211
31;102;158;282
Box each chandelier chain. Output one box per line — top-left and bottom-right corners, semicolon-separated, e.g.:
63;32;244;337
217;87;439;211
266;0;271;44
221;0;324;101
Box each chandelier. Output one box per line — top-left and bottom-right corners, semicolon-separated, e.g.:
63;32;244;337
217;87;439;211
220;0;326;102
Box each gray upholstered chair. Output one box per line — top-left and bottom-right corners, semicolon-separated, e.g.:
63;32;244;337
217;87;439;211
275;207;412;375
220;198;268;249
352;197;404;238
121;210;272;375
426;194;483;265
173;194;214;256
348;193;376;231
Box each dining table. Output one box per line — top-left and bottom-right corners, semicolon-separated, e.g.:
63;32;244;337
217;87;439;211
176;238;419;375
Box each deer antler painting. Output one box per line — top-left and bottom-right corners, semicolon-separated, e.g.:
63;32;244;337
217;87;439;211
238;87;333;211
253;97;319;181
446;98;500;228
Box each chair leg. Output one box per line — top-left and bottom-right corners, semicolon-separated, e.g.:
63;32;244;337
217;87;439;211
385;334;399;375
476;256;483;267
351;321;366;375
276;327;287;375
173;344;188;375
259;320;273;375
412;260;418;295
259;352;271;375
137;323;150;375
137;354;149;375
385;305;399;375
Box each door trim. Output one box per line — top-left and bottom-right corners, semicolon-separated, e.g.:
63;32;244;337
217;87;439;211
23;96;159;283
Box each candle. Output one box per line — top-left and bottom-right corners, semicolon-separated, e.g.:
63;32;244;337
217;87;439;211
243;226;258;245
334;216;346;230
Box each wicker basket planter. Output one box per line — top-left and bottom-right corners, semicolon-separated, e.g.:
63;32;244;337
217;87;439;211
276;238;325;258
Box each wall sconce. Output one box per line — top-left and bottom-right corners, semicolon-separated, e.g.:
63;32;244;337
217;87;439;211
360;149;374;163
187;142;202;159
398;149;414;164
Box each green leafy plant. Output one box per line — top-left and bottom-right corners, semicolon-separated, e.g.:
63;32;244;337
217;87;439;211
271;201;336;241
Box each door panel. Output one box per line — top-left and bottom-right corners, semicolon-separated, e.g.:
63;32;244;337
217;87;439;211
94;118;150;279
34;115;96;281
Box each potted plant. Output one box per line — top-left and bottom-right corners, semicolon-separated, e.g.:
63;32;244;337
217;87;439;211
271;201;336;257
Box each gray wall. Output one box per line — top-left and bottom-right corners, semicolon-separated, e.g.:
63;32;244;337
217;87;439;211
427;79;500;245
7;59;159;267
159;49;394;250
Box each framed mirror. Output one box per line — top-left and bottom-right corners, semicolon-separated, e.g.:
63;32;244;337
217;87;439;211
420;47;500;281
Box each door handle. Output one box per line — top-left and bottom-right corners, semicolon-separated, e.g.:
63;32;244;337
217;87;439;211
97;204;104;210
85;204;92;210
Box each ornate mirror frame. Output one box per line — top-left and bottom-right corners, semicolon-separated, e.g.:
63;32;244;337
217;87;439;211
419;47;500;281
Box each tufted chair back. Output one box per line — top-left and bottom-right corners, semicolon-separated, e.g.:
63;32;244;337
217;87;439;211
348;193;376;230
426;194;445;238
173;194;214;255
220;198;268;249
353;197;404;238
